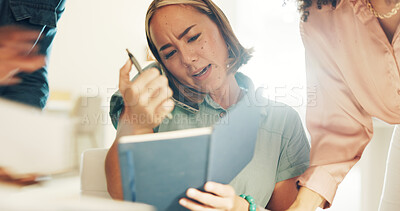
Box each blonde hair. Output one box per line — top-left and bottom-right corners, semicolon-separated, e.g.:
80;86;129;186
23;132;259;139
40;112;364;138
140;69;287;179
145;0;252;104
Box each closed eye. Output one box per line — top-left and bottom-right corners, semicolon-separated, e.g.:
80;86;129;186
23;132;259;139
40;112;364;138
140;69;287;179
188;33;201;43
165;49;177;60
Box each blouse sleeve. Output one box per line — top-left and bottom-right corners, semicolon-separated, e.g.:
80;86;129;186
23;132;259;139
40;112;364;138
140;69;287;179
297;23;373;208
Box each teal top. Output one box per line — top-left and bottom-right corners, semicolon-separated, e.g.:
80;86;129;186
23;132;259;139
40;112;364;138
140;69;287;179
109;71;310;208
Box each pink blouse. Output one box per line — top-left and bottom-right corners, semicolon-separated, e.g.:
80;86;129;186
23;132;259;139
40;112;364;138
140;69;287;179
298;0;400;207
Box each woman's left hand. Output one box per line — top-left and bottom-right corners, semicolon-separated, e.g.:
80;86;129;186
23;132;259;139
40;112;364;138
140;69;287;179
179;181;248;211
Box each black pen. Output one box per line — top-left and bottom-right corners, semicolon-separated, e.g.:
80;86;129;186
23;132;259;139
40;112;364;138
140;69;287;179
126;49;143;74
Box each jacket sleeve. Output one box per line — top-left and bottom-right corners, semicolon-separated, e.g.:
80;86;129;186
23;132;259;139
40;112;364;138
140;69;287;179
1;0;66;108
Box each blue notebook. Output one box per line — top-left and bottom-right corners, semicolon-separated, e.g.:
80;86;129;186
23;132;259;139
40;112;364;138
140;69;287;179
118;102;261;211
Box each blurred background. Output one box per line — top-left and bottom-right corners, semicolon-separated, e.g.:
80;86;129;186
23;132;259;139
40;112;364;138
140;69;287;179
44;0;394;210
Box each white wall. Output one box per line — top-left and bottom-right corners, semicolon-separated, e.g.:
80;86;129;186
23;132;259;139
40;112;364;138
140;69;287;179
48;0;151;146
49;0;149;95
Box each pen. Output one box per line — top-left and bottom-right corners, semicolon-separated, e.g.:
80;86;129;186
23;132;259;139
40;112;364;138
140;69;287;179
126;49;143;74
126;48;173;119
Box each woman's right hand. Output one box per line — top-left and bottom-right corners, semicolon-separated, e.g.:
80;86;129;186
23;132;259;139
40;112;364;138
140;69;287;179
118;60;174;134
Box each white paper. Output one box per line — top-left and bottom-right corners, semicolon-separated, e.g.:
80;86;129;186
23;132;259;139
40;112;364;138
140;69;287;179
0;98;74;176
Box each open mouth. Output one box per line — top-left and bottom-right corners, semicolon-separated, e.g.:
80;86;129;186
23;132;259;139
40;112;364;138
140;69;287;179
193;64;211;77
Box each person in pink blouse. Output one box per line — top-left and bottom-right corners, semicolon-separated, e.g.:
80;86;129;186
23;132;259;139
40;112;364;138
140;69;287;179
287;0;400;210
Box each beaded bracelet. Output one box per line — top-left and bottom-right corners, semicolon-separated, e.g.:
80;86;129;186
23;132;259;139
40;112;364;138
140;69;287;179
239;194;256;211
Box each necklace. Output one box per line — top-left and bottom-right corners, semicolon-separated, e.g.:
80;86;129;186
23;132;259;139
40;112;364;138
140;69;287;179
366;0;400;19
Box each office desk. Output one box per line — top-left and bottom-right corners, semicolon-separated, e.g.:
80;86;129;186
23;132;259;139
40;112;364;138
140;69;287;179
0;174;155;211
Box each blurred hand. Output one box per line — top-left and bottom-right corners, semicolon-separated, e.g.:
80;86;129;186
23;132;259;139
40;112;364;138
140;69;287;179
119;60;174;134
0;25;45;85
0;167;38;186
179;181;249;211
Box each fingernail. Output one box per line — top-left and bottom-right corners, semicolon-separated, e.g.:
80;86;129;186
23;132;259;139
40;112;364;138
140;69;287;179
187;188;196;197
179;199;186;205
205;182;213;190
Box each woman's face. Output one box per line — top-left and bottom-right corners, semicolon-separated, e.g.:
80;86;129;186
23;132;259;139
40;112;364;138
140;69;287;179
149;5;229;93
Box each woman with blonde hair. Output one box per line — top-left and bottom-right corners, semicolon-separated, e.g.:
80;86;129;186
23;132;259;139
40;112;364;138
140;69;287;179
106;0;310;210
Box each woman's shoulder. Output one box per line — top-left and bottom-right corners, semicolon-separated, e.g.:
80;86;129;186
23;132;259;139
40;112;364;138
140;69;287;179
258;100;303;137
301;0;349;31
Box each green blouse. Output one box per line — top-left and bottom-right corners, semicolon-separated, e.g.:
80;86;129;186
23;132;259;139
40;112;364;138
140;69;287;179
109;71;310;207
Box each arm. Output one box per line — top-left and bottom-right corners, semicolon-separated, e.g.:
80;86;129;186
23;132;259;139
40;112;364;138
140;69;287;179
0;0;66;108
286;187;324;211
266;177;299;211
105;60;174;199
264;106;310;210
291;24;374;209
105;108;155;199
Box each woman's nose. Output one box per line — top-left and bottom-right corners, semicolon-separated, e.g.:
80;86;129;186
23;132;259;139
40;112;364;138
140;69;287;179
180;47;198;67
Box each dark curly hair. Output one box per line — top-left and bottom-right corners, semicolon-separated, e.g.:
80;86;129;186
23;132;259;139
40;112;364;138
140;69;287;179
293;0;339;21
295;0;400;21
